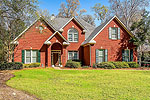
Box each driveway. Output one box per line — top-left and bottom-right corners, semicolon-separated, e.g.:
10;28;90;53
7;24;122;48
0;71;39;100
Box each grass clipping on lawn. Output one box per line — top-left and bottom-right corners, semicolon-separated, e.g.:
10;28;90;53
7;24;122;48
7;68;150;100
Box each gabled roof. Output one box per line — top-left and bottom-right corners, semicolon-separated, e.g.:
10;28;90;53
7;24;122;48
13;16;56;42
47;17;95;39
82;15;134;45
44;31;70;44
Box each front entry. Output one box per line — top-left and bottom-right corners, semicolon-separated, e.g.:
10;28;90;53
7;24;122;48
51;50;61;67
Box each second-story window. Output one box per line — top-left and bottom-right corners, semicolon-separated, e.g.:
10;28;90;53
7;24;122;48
68;28;78;42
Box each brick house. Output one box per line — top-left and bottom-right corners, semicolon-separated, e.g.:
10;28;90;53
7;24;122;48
12;15;137;67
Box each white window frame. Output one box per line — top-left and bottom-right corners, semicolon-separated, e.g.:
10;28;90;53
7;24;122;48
25;50;38;64
68;28;78;42
111;27;118;40
68;51;79;60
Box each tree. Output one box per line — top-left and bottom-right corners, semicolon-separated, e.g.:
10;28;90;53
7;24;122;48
92;3;108;23
0;0;38;62
80;14;95;26
35;9;51;19
58;0;86;18
109;0;149;28
130;10;150;66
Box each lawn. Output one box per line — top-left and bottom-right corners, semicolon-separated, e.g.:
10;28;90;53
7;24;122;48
7;68;150;100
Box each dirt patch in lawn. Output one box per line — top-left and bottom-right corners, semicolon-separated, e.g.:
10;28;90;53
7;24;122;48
0;70;40;100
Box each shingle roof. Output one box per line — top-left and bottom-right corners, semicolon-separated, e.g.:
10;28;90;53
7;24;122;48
46;17;95;39
82;16;113;45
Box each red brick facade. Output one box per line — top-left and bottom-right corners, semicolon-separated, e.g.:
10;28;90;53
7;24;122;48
13;16;137;67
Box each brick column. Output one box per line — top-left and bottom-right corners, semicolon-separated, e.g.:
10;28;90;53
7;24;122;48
47;45;51;67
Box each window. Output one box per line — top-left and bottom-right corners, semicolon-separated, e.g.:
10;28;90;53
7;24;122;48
96;49;108;63
111;27;118;39
122;49;133;62
25;50;38;63
39;26;44;33
68;51;78;60
109;27;120;39
68;28;78;42
124;50;130;62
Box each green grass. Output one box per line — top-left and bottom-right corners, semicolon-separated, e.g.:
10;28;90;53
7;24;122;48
7;68;150;100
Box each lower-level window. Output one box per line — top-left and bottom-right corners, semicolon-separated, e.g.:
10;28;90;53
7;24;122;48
25;50;38;63
68;51;78;60
96;49;108;63
122;49;133;62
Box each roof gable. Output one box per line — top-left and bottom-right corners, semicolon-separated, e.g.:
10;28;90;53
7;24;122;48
60;17;87;30
44;31;70;45
13;16;56;42
82;15;134;45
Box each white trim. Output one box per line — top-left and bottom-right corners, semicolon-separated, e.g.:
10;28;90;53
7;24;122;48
88;15;134;44
13;16;56;42
60;17;86;30
44;31;70;44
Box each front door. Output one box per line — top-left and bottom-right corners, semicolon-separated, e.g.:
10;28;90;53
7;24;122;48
53;53;59;66
51;50;61;67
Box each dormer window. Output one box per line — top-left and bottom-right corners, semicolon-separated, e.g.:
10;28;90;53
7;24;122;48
68;28;78;42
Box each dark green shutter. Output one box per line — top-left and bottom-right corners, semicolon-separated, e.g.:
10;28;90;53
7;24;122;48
109;27;112;39
130;49;133;61
118;28;120;39
122;49;125;61
105;49;108;62
96;49;99;63
22;50;25;64
37;50;41;63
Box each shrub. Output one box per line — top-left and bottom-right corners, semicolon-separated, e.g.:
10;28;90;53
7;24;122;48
82;66;89;68
0;62;23;70
72;59;83;66
65;60;81;68
23;63;41;68
111;62;129;68
96;62;116;69
127;62;139;68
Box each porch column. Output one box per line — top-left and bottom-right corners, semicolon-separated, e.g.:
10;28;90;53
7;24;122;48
47;45;51;67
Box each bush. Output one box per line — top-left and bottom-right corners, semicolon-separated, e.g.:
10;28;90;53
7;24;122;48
127;62;139;68
96;62;116;69
65;60;81;68
82;66;89;68
23;63;41;68
111;62;129;68
0;62;23;70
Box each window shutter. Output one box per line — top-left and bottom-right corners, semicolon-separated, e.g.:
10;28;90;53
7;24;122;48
105;49;108;62
96;49;99;63
118;28;120;39
122;49;125;61
130;49;133;61
22;50;25;64
109;27;112;39
37;50;41;63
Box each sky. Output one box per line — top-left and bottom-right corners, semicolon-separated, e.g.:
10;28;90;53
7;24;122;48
38;0;110;26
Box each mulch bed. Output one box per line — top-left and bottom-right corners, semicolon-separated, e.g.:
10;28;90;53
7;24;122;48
0;70;40;100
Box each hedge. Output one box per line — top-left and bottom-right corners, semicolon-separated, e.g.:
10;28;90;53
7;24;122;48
0;62;23;70
23;63;41;68
96;62;116;69
127;62;139;68
111;62;129;68
65;60;81;68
